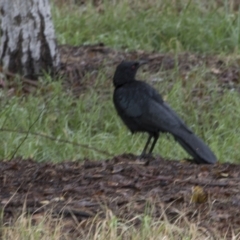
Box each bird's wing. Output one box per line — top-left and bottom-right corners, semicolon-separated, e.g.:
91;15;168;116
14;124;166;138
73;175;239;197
139;82;193;133
161;102;193;132
113;87;143;117
138;100;193;134
114;81;192;134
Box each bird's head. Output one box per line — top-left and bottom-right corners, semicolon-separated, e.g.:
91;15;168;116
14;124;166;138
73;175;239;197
113;60;147;87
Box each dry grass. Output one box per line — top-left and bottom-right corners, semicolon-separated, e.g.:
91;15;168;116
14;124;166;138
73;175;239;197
0;208;220;240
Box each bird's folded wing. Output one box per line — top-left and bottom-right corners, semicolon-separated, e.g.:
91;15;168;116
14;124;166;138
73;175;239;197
138;100;193;134
114;85;192;134
114;88;143;117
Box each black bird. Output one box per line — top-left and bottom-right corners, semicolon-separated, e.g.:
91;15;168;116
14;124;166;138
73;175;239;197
113;61;217;164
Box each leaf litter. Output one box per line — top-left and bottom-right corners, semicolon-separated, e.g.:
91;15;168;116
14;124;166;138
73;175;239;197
1;155;240;239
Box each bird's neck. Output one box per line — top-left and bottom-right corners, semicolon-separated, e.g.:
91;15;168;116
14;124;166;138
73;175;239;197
114;79;137;88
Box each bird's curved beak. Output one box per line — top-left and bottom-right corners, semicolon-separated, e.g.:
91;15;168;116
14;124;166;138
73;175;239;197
138;60;148;66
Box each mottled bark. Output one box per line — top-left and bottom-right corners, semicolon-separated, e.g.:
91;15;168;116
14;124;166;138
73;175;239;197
0;0;60;79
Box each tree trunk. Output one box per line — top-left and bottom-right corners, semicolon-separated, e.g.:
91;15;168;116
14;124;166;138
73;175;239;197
0;0;60;79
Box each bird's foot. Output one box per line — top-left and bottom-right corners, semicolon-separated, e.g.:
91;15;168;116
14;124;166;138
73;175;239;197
137;153;155;165
139;153;152;159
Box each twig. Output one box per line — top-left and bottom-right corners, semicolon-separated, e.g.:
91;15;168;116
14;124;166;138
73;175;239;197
179;178;237;187
141;176;238;188
8;116;42;160
0;128;112;157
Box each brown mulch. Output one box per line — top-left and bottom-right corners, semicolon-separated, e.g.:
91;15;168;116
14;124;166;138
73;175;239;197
1;44;240;97
1;155;240;238
59;44;240;96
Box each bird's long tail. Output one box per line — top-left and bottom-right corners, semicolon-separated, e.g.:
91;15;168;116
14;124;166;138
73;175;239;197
173;129;217;164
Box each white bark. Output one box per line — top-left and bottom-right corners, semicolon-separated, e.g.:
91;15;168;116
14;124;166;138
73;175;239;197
0;0;60;78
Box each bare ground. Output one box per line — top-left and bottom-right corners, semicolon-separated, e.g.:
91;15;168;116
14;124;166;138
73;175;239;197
59;44;240;95
1;155;240;239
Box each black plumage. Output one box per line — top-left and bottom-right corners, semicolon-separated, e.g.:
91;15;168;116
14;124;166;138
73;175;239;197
113;61;217;164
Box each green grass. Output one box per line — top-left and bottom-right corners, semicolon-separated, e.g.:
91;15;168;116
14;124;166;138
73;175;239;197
0;65;239;163
53;0;240;53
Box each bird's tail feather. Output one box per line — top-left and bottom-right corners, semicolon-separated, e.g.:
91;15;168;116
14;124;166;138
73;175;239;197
173;129;217;164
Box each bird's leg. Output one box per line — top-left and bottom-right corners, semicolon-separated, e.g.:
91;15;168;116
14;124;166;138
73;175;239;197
148;133;159;155
140;134;152;157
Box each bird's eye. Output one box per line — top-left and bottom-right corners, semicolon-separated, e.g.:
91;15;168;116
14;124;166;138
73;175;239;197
131;63;138;70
